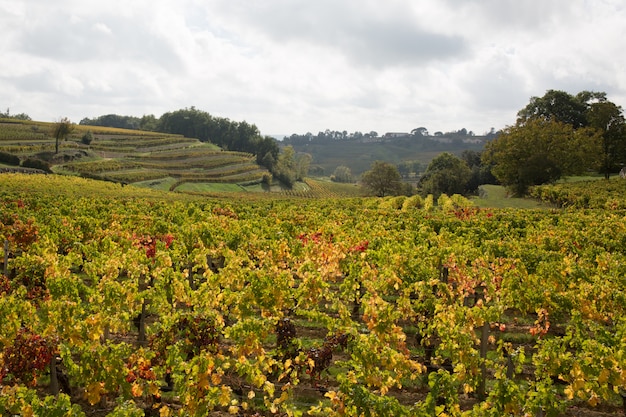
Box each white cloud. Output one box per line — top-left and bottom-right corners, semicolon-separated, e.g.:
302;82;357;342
1;0;625;135
92;22;113;35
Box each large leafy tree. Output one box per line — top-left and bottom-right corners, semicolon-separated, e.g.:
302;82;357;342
586;101;626;179
419;152;471;198
483;119;602;195
360;161;403;197
516;89;589;128
507;89;626;183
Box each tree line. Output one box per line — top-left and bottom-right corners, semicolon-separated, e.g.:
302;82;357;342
0;108;32;121
283;126;496;145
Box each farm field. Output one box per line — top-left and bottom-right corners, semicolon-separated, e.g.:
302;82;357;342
0;173;625;416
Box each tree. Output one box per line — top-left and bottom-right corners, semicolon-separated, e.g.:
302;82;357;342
360;161;403;197
295;153;312;181
272;146;297;188
419;152;471;198
396;162;411;178
460;150;482;168
332;166;353;183
255;136;280;170
517;89;589;128
157;107;212;142
586;101;626;179
81;130;93;145
80;114;141;129
460;150;497;192
461;150;493;193
139;114;158;131
411;127;429;137
53;117;74;154
483;119;602;195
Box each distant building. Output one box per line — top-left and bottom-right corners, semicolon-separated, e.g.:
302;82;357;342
383;132;410;139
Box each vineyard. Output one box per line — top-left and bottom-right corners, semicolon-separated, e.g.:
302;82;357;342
0;119;271;191
0;173;625;416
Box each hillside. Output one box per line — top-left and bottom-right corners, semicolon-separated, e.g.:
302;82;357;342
0;118;271;192
0;119;374;198
286;135;488;176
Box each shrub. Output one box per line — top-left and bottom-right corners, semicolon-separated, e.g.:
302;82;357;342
21;158;52;173
81;131;94;145
0;152;20;166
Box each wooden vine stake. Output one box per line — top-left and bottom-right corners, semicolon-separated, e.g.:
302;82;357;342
3;240;8;276
477;285;489;401
49;356;59;395
137;274;148;344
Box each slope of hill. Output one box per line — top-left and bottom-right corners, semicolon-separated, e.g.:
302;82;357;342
287;135;487;176
0;118;270;192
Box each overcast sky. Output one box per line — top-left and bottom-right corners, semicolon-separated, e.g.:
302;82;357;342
1;0;625;137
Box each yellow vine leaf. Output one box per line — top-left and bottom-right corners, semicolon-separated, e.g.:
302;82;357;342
211;372;222;385
149;382;161;397
86;314;103;341
85;382;104;405
20;404;34;417
219;385;232;406
197;373;210;390
131;382;144;397
597;368;610;384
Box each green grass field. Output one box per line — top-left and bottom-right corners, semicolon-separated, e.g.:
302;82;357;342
472;184;545;209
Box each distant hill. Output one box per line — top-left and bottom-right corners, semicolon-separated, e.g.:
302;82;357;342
284;134;489;177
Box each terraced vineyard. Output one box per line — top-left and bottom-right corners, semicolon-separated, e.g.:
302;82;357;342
0;118;270;191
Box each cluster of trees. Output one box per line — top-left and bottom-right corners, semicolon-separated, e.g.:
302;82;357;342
284;130;380;144
79;114;155;130
359;150;495;198
484;90;626;194
0;108;31;121
418;150;496;197
283;126;491;145
414;127;478;138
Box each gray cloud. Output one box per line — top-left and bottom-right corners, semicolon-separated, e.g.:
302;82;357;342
208;1;467;67
1;0;625;135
